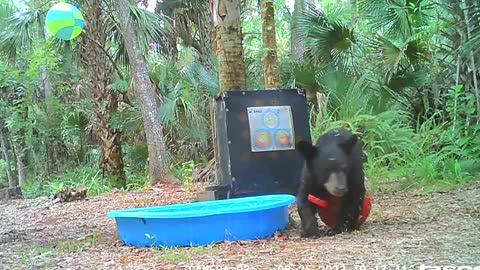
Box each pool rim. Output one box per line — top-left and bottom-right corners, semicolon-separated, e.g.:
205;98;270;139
106;194;296;219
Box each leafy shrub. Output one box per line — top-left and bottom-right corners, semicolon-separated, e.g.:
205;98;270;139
311;95;479;192
170;160;204;184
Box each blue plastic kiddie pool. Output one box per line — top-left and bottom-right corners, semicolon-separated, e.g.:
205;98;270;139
107;194;296;247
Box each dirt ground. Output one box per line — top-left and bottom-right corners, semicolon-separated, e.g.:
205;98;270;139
1;181;479;270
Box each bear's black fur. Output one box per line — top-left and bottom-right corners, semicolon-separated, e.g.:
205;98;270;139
296;128;366;237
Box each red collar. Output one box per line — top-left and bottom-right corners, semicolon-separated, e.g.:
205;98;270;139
307;193;371;226
307;194;329;208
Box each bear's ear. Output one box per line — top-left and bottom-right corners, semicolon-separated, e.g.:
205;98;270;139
296;140;317;160
339;135;357;154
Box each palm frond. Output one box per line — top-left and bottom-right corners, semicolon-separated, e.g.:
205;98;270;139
404;37;430;66
295;4;359;74
0;6;43;59
0;0;17;28
357;0;434;39
103;0;171;67
128;5;168;52
459;1;480;56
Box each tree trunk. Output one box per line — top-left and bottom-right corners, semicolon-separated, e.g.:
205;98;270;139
80;0;126;188
291;0;316;63
116;0;179;185
213;0;247;91
212;0;247;187
38;14;55;175
37;19;53;101
0;123;15;187
291;0;318;106
291;0;305;63
261;0;280;89
14;143;27;186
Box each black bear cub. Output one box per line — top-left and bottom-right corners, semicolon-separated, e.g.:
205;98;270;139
296;128;367;237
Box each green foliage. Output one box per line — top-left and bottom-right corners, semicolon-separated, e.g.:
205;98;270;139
123;142;148;172
0;159;7;187
148;49;216;163
0;0;478;199
21;166;105;198
296;5;359;73
21;165;149;198
125;170;149;190
312;92;479;192
170;160;204;184
242;0;293;89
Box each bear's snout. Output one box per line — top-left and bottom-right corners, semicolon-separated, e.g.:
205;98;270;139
333;186;348;196
324;172;348;197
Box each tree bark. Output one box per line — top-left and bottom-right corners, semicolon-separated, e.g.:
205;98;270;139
291;0;318;106
291;0;305;63
0;123;15;187
37;18;53;101
261;0;280;89
80;0;127;188
291;0;316;63
14;143;26;186
213;0;247;91
116;0;179;185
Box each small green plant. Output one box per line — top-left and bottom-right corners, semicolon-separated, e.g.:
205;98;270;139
170;160;203;184
125;170;149;191
15;243;55;269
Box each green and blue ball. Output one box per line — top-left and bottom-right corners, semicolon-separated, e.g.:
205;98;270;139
45;3;84;41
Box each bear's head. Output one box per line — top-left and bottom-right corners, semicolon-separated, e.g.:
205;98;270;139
296;135;358;197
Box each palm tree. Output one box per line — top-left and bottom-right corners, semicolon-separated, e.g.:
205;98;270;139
213;0;247;91
292;3;359;106
76;0;127;188
293;1;440;123
155;0;214;68
211;0;247;185
291;0;315;63
115;0;179;185
261;0;280;88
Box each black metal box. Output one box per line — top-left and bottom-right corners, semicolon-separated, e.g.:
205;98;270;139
210;89;312;198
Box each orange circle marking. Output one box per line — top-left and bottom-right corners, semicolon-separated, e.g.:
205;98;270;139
255;131;271;148
276;130;290;146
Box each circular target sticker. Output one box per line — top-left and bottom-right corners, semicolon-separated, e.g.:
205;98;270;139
275;130;292;147
263;111;279;129
254;130;271;149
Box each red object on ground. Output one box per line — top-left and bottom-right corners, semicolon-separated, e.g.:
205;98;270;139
307;193;371;228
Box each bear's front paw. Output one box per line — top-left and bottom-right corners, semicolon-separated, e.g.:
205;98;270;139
301;226;320;238
325;228;342;236
326;225;353;236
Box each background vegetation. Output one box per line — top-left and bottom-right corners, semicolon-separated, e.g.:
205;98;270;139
0;0;478;198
